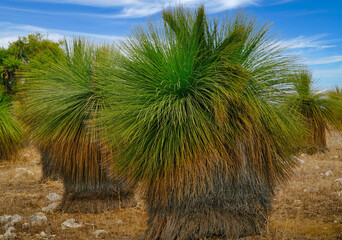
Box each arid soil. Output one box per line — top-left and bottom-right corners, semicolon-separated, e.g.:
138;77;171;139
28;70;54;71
0;132;341;239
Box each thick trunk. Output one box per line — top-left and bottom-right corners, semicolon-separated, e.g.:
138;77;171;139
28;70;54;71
4;71;14;94
40;149;59;181
305;120;328;154
49;138;137;213
59;176;136;213
143;162;272;240
314;123;327;151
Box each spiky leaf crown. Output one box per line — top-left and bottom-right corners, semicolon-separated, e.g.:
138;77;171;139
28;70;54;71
97;6;303;185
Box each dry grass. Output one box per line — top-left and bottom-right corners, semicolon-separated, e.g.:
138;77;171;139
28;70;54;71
0;133;342;239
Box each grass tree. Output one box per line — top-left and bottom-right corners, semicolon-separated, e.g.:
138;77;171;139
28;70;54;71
328;86;342;122
22;47;64;181
22;39;136;213
287;70;342;152
0;88;22;160
98;6;302;239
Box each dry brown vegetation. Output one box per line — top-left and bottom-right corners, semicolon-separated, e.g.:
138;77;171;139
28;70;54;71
1;132;342;240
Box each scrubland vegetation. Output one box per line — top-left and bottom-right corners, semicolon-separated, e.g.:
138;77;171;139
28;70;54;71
0;5;342;240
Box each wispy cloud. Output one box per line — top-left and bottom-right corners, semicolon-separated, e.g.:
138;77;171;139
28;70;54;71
274;0;296;4
276;9;328;17
307;56;342;65
0;22;124;48
0;5;90;17
313;65;342;80
281;34;339;50
17;0;259;18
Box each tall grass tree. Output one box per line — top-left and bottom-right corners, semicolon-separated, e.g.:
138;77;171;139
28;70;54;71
22;39;136;213
98;6;303;239
19;43;64;181
286;70;342;153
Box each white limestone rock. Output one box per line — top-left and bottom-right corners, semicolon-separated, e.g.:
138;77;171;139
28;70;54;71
61;219;83;229
45;193;62;201
28;212;47;226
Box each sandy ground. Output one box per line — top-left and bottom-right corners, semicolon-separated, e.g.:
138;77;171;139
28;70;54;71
0;132;341;239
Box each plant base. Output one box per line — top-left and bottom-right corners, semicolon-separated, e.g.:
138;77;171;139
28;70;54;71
59;191;137;213
40;149;59;181
144;170;271;239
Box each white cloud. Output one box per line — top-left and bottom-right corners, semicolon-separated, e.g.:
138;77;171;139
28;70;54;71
280;34;338;50
110;5;163;18
0;37;19;48
307;56;342;65
19;0;259;18
0;22;124;48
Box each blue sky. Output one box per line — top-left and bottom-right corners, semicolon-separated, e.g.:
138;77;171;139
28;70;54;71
0;0;341;89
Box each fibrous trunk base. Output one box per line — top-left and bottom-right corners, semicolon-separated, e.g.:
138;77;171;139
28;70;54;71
145;210;266;240
307;121;328;154
60;191;137;213
40;149;59;181
144;171;271;240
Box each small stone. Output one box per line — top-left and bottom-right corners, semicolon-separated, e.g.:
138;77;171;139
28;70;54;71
314;166;320;170
28;212;47;226
332;191;342;197
335;178;342;185
116;220;123;224
40;231;47;237
3;222;14;230
22;222;30;229
61;219;83;229
30;160;39;165
330;155;339;159
0;214;22;227
0;227;16;240
93;230;109;237
7;215;21;224
5;227;15;233
0;216;11;224
45;193;62;201
293;156;304;164
15;168;34;176
42;202;59;213
304;187;319;193
325;170;333;177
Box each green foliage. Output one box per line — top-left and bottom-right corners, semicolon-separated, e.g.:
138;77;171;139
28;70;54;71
286;70;342;150
0;48;10;65
0;88;23;160
22;38;108;188
7;33;60;62
97;6;302;184
327;86;342;126
328;86;342;101
0;33;61;94
23;38;100;143
2;55;21;71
